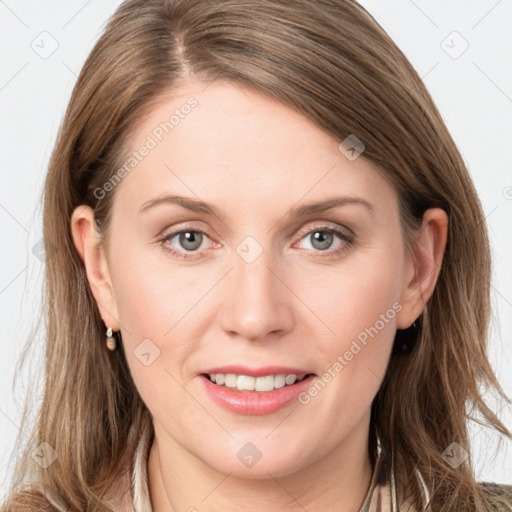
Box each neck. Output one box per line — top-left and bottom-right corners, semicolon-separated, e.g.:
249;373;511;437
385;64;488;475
147;416;374;512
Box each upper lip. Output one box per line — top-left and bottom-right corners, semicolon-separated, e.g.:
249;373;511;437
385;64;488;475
200;365;316;377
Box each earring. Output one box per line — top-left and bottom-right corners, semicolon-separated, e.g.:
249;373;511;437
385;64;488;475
106;327;117;351
393;315;422;355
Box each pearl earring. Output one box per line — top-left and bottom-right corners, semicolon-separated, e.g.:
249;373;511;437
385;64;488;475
106;327;117;351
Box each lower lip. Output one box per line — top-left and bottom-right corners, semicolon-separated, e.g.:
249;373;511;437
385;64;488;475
200;374;316;415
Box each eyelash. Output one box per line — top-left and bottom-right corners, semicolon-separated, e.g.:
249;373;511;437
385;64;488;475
159;224;355;261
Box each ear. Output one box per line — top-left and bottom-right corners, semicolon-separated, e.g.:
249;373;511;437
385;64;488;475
396;207;448;329
70;205;121;331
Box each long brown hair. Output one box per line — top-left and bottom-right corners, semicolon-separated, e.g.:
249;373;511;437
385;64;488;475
3;0;511;510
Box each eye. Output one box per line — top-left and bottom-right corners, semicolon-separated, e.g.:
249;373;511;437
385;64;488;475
159;224;355;260
161;228;212;260
296;225;354;256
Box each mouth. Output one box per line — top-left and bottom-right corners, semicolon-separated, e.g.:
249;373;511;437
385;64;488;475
201;372;315;392
199;370;317;415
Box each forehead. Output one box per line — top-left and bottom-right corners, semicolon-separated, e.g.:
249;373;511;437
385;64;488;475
111;80;396;219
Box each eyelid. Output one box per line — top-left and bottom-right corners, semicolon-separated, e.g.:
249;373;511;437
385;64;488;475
159;220;354;243
294;221;355;242
157;221;214;241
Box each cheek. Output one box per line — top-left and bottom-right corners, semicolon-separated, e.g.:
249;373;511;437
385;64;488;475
107;239;228;423
298;243;403;416
107;244;193;393
108;237;202;338
302;241;403;351
110;256;204;432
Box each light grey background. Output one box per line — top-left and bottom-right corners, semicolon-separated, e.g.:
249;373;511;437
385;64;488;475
1;0;511;500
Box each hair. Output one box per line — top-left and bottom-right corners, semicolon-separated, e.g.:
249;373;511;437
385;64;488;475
2;0;511;510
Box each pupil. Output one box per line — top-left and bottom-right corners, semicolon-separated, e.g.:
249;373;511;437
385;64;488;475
181;231;202;250
313;231;332;250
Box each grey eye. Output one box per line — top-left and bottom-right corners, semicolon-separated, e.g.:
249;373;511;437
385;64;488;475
173;231;204;251
308;231;335;251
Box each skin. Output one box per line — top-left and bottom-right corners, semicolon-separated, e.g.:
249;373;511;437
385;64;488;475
71;80;448;511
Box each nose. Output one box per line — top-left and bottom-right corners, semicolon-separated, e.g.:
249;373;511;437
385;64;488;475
218;245;295;342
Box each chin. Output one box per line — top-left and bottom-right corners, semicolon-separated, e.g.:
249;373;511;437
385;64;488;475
199;435;315;479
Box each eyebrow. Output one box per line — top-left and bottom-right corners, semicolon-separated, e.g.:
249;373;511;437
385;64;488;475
138;194;375;218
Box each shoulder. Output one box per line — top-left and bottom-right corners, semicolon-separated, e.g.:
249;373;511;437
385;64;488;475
480;482;512;511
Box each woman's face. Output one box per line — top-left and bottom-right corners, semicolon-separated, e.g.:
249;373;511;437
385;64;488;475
82;80;425;478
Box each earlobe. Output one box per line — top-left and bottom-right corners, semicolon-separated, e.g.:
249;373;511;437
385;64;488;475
396;208;448;329
70;205;121;331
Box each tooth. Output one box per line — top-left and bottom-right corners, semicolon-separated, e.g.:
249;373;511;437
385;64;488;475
274;374;286;389
285;374;297;385
237;375;255;390
255;375;275;392
225;373;237;388
209;373;308;390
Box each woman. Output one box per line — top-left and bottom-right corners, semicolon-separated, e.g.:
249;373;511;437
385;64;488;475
2;0;511;510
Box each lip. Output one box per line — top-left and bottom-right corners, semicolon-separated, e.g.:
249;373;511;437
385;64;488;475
199;373;316;416
200;365;314;377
